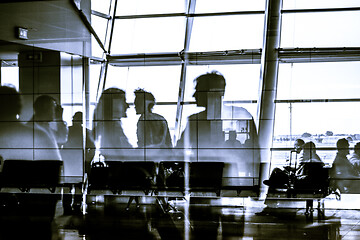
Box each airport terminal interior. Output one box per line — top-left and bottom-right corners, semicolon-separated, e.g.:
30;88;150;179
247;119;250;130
1;0;360;239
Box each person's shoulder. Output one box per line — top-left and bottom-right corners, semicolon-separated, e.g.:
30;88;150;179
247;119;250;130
188;111;206;120
151;113;167;121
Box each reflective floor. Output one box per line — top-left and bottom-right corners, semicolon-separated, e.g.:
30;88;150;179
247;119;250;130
2;196;360;240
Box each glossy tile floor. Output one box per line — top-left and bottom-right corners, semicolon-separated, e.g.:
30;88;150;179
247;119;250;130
2;195;360;239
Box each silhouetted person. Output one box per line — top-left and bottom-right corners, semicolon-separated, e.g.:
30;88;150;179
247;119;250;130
349;142;360;174
330;138;358;193
62;111;95;214
92;88;132;159
134;88;172;148
63;111;95;174
0;86;61;166
176;71;226;149
134;89;173;210
225;130;242;148
263;139;306;188
27;95;68;148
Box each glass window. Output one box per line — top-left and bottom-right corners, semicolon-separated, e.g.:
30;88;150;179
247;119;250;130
111;17;186;54
283;0;360;10
189;15;264;52
277;62;360;100
105;65;181;102
195;0;266;13
116;0;185;15
1;66;19;90
91;0;112;14
281;11;360;48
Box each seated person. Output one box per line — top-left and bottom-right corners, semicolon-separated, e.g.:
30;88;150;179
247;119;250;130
264;141;324;189
263;139;305;188
349;142;360;174
330;138;358;193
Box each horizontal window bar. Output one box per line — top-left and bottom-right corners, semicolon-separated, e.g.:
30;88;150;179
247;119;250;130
282;7;360;14
275;98;360;103
114;11;265;20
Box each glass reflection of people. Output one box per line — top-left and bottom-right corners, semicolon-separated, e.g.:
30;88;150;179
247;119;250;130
330;138;358;193
176;71;226;149
225;130;242;148
134;88;173;211
62;111;95;215
92;88;132;160
27;95;68;148
134;88;172;149
63;111;95;174
175;72;227;238
0;86;62;166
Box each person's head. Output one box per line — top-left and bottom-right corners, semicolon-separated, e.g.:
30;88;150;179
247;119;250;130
294;138;305;153
134;88;155;114
72;111;83;126
228;130;237;141
33;95;57;121
193;71;226;107
0;85;22;121
354;142;360;156
95;88;129;121
302;141;316;159
336;138;350;155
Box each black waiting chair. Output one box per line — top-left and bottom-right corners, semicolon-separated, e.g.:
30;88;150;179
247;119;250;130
190;162;224;196
0;160;63;193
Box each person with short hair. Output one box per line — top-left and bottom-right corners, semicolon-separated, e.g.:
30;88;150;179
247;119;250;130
134;88;172;149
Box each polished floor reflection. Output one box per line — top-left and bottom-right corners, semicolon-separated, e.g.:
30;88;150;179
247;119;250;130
52;197;360;239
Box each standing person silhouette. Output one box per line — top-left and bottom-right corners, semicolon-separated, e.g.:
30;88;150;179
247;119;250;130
134;88;173;211
134;88;172;149
176;71;226;149
63;111;95;174
92;88;132;160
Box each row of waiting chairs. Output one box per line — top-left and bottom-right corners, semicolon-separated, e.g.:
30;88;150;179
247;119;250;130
87;161;225;196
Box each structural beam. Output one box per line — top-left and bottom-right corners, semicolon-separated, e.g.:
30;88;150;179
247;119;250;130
256;0;283;199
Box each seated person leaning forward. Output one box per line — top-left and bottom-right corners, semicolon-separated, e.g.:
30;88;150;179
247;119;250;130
263;141;324;190
0;86;61;169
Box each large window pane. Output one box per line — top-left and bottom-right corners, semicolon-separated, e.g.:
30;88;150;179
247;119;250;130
277;62;360;100
105;65;181;102
91;0;111;14
111;17;185;54
190;15;264;52
116;0;185;15
281;11;360;48
274;102;360;137
283;0;360;10
1;66;19;90
195;0;266;13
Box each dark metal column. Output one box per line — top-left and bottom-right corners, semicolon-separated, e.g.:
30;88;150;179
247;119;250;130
256;0;282;198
